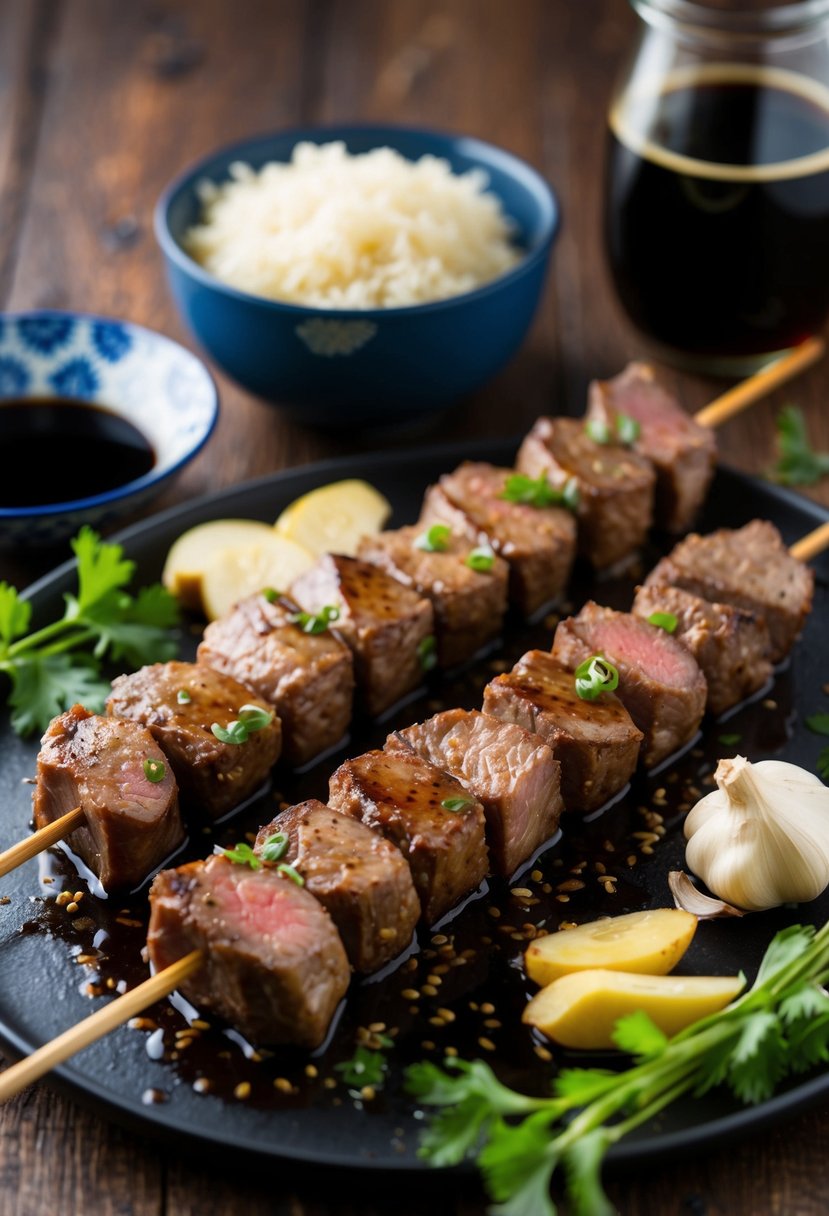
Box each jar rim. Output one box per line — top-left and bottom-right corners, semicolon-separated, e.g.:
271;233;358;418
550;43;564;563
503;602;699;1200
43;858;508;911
633;0;829;37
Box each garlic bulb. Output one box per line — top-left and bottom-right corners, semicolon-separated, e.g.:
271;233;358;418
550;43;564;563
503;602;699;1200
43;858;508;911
684;755;829;912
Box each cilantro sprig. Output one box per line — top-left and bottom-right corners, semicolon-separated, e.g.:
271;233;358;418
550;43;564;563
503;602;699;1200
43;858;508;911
769;405;829;486
0;527;179;737
806;712;829;781
408;920;829;1215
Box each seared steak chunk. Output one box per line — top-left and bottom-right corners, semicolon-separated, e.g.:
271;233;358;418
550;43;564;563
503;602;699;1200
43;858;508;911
107;661;281;820
147;854;349;1048
358;524;508;667
290;554;433;718
483;650;642;813
328;748;488;924
632;582;773;716
389;708;563;876
552;602;707;767
586;362;716;534
419;461;576;617
34;704;184;891
254;799;419;973
643;521;813;662
517;417;656;568
198;592;353;767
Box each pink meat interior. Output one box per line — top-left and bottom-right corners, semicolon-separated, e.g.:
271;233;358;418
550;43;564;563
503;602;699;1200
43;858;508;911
208;861;318;951
589;615;694;688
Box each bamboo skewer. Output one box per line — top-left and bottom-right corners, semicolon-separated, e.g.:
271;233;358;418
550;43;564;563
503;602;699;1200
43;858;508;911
0;950;203;1104
0;806;85;880
694;337;825;429
790;521;829;563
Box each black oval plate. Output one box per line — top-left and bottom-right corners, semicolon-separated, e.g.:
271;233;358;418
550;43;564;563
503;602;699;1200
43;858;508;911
1;439;828;1173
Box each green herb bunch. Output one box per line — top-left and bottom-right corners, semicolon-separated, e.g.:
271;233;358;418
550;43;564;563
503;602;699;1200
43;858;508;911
0;527;179;736
407;920;829;1215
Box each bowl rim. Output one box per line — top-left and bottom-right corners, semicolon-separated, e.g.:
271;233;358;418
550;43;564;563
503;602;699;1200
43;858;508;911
154;121;560;318
0;308;219;520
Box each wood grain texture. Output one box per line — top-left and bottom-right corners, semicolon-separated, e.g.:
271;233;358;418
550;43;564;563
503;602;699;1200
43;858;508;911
1;1;829;1213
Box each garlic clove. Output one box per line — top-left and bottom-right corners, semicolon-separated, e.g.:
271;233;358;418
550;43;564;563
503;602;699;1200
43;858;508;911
668;871;745;920
683;755;829;913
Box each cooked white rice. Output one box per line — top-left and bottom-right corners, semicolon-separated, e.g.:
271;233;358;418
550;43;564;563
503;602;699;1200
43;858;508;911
184;141;521;309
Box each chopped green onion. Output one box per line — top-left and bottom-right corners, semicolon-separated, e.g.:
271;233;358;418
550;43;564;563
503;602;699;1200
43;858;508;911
289;605;340;635
574;654;620;701
415;523;451;553
277;862;305;886
465;545;496;573
418;635;438;672
143;757;166;783
176;688;192;705
647;611;678;634
586;418;612;445
260;831;289;863
500;472;580;514
718;733;742;747
219;842;261;870
238;703;274;732
561;476;581;511
211;719;249;745
334;1045;389;1089
441;796;474;812
616;413;641;445
501;473;559;509
261;587;279;603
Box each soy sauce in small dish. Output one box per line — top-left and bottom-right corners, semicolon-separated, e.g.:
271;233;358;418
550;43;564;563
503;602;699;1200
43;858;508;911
0;398;155;507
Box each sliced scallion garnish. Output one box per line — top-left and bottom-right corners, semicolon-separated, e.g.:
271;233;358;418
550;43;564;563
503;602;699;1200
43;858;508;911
647;611;678;634
415;523;451;553
574;654;619;701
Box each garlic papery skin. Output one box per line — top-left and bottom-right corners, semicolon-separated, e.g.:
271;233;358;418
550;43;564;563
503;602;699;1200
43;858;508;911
683;755;829;913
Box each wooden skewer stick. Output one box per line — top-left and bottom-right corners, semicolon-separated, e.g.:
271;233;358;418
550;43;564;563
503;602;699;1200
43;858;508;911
0;949;203;1104
0;806;85;880
694;337;825;430
791;520;829;563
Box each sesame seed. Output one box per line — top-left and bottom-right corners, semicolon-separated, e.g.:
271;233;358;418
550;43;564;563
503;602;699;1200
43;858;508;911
558;879;585;893
484;1018;502;1030
478;1037;496;1052
234;1082;251;1100
556;894;570;903
192;1019;211;1031
421;984;438;997
437;1008;456;1022
445;1046;458;1057
323;1078;337;1090
428;1016;446;1028
531;869;543;882
379;927;396;940
534;1045;553;1062
422;1040;436;1051
361;1086;376;1101
273;1077;293;1094
402;988;420;1001
511;887;533;899
432;934;448;946
368;1022;386;1033
66;901;80;914
488;907;501;918
305;1064;318;1078
193;1078;211;1094
480;1002;495;1015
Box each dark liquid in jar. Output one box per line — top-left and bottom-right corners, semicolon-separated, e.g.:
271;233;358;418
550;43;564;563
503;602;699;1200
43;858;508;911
605;70;829;358
0;398;155;507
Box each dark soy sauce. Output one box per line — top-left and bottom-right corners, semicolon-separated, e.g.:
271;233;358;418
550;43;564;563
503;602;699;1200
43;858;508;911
0;398;155;507
605;68;829;358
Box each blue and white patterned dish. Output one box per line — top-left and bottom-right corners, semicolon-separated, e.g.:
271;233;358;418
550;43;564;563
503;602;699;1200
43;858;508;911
0;311;218;546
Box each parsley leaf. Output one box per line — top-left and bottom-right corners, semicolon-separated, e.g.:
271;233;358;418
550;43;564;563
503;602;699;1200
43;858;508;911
770;405;829;486
562;1129;615;1216
806;713;829;736
480;1114;559;1216
0;528;180;737
612;1010;668;1060
334;1045;388;1090
818;747;829;782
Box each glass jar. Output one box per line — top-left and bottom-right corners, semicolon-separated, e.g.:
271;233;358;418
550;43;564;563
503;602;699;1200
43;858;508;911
604;0;829;373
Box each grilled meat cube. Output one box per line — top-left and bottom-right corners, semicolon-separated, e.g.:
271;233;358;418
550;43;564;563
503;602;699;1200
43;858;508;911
483;650;642;813
552;601;707;767
290;554;433;717
254;799;420;973
420;462;577;618
642;521;813;663
198;592;353;767
107;661;281;821
388;708;563;876
357;523;508;667
516;416;656;568
632;582;773;716
328;748;488;924
34;704;184;891
147;854;349;1048
586;362;716;533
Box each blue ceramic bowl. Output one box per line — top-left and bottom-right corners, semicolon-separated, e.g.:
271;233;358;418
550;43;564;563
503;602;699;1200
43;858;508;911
155;125;559;428
0;311;218;546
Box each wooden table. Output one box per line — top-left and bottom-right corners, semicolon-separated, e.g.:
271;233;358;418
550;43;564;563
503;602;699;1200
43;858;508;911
2;1;829;1212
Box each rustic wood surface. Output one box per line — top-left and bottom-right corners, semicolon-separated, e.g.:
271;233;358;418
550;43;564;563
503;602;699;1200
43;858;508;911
2;1;829;1213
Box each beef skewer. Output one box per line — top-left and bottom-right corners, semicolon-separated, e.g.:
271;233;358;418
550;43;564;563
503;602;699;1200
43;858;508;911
0;510;824;1097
